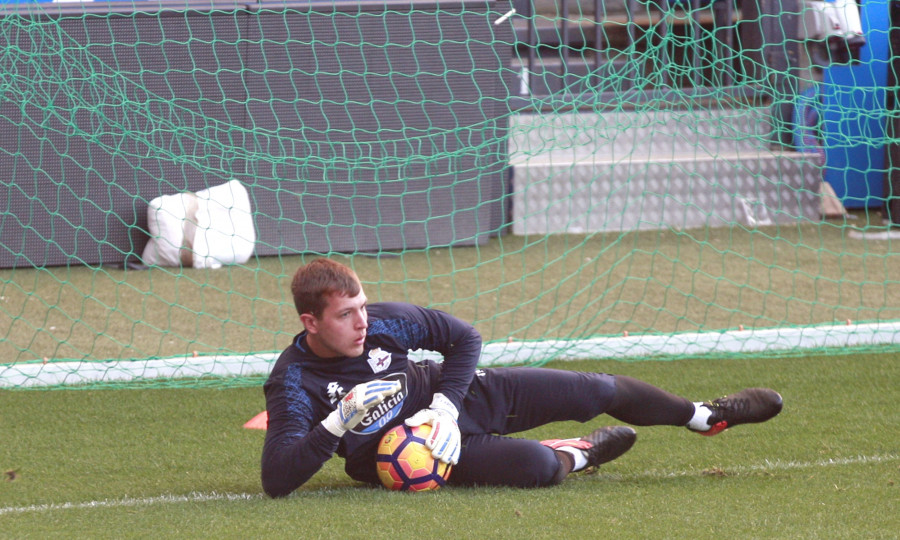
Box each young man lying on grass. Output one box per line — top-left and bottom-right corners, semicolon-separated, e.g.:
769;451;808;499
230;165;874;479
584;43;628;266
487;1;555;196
261;258;783;496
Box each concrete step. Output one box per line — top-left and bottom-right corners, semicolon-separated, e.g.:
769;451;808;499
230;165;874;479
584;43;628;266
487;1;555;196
508;107;823;234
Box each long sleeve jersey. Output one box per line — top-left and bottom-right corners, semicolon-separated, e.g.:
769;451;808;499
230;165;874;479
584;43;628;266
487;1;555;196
260;302;482;497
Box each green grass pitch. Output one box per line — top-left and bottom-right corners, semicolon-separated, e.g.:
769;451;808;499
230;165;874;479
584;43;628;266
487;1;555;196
2;353;898;538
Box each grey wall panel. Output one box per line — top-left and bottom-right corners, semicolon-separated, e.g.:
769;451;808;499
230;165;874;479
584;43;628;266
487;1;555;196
244;2;509;255
0;8;250;266
0;1;510;267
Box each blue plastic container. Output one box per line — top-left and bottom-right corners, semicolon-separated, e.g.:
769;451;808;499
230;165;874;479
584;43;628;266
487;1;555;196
821;0;890;208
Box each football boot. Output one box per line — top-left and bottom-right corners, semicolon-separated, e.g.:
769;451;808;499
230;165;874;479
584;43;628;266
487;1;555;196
689;387;783;436
542;425;637;468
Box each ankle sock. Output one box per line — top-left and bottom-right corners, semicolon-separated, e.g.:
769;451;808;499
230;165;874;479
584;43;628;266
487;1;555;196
686;402;713;431
555;445;589;472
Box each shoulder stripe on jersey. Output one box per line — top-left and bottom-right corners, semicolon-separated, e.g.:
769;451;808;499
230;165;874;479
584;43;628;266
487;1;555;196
367;318;427;349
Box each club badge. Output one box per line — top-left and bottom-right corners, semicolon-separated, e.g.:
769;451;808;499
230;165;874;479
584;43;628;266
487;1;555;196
367;347;392;373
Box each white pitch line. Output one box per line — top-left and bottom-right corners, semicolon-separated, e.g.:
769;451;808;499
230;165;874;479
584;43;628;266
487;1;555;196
0;491;263;516
616;453;900;481
2;454;896;516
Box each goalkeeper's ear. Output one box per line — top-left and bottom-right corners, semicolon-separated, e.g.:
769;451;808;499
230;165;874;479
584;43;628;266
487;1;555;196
299;312;318;332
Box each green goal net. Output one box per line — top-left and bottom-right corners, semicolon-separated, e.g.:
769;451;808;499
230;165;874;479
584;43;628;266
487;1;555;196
2;0;899;389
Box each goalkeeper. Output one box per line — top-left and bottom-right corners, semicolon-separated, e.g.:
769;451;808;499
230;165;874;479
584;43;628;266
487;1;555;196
261;258;783;497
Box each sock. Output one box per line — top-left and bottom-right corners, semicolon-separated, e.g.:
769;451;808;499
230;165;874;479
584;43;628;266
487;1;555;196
686;402;713;431
555;446;589;472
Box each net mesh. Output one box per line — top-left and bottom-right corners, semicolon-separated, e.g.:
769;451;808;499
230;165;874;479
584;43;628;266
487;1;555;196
2;0;899;389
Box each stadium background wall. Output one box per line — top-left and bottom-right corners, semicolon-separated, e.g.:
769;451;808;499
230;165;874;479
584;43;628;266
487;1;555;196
0;0;512;268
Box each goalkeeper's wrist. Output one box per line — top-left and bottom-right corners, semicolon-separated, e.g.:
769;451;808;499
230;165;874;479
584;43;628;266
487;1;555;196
321;410;348;437
430;392;459;420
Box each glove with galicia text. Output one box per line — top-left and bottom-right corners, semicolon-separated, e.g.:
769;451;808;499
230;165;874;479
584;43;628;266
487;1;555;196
322;380;402;437
404;392;461;465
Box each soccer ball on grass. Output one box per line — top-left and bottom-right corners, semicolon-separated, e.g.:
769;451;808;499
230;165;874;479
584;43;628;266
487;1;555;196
375;423;452;491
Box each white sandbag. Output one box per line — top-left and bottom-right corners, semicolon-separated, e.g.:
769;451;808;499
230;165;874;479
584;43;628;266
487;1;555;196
142;192;194;267
191;179;255;269
142;179;255;268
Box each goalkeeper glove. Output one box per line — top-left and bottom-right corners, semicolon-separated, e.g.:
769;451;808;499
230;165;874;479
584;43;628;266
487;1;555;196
322;380;402;437
405;392;461;465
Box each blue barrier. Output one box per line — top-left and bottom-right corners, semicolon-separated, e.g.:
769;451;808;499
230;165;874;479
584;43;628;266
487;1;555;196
822;0;890;208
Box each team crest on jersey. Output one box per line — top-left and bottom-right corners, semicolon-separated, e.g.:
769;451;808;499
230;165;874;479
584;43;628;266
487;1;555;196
367;347;392;373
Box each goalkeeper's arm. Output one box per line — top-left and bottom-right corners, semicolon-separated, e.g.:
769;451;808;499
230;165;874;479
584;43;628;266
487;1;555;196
261;421;338;498
261;380;401;497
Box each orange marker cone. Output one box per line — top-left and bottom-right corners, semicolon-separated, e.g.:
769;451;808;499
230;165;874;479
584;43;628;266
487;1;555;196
243;410;268;430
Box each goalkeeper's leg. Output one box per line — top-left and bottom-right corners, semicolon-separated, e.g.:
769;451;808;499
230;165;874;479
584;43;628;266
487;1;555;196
449;434;563;487
458;367;780;439
605;375;696;426
607;376;783;435
458;368;695;433
451;427;636;488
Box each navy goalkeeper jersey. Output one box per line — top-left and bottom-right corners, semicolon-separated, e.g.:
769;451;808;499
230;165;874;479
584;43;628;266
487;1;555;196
261;302;481;497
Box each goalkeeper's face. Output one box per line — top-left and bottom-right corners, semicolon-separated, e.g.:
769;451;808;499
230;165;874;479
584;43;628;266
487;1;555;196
302;289;369;359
